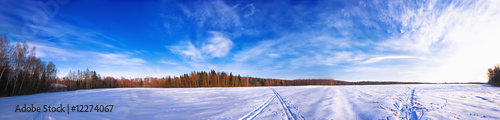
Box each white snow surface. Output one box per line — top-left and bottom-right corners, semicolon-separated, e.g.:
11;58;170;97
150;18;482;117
1;84;499;120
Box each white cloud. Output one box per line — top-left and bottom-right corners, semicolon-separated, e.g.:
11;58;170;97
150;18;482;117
0;0;122;50
25;42;147;78
187;61;217;70
361;56;418;64
234;35;359;62
290;52;350;67
159;60;178;65
96;53;145;66
344;67;378;72
179;0;241;29
225;0;499;81
202;32;234;57
234;3;256;18
234;33;367;69
233;39;279;62
372;0;500;82
375;0;499;54
168;32;233;60
167;32;233;69
28;42;145;66
267;53;280;57
27;42;82;61
167;41;202;60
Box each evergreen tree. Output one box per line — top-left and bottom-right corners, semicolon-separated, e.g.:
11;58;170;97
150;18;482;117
229;72;233;87
139;80;143;87
92;71;98;81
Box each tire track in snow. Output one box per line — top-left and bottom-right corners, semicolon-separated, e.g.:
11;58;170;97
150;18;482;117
271;88;304;120
239;95;276;120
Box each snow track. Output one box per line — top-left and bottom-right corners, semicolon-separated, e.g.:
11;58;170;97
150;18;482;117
332;88;356;119
239;95;276;120
393;88;424;120
271;88;295;120
240;88;304;120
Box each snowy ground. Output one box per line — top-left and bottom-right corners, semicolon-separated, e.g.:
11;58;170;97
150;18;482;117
0;84;499;120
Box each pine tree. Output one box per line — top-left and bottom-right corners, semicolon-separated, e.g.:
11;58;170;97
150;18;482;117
92;71;98;81
229;72;233;87
167;76;171;87
139;80;143;87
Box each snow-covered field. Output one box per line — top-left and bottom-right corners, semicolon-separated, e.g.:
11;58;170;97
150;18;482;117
1;84;499;120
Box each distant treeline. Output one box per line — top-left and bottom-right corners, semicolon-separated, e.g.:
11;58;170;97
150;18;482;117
59;70;354;91
56;69;436;92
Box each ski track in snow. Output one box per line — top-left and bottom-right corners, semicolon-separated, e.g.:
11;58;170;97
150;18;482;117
239;94;276;120
240;88;304;120
272;88;294;120
271;88;302;120
1;84;500;120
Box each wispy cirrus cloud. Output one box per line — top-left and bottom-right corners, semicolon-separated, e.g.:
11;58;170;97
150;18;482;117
26;42;82;61
372;0;500;82
27;42;145;66
26;42;146;77
0;0;123;51
361;56;418;64
234;33;367;69
96;53;145;66
177;0;241;29
223;0;500;81
159;60;178;65
0;0;154;78
372;0;500;54
167;41;202;61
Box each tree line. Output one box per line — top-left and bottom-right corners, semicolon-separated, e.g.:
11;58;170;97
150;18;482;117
56;69;429;92
58;69;356;91
0;34;58;96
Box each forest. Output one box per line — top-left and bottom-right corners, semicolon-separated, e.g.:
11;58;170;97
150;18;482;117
58;69;355;91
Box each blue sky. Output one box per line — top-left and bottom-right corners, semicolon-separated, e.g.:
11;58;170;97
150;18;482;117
1;0;500;82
